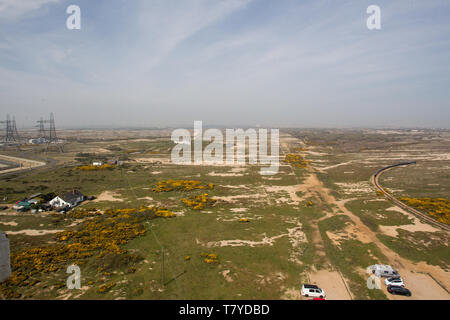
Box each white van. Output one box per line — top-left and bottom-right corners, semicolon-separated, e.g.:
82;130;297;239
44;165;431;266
369;264;399;278
301;284;326;298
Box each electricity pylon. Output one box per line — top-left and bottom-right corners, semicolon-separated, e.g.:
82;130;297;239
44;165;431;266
44;113;63;153
36;117;46;140
1;114;20;150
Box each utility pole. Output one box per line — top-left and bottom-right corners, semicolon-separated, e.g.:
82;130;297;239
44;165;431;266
161;247;165;287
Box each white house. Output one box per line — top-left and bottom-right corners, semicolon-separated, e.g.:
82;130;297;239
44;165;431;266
50;190;85;209
92;161;103;166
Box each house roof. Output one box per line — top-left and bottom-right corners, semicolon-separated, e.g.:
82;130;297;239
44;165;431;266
60;190;85;203
17;201;31;208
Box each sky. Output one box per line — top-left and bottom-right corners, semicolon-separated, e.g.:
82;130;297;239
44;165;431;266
0;0;449;129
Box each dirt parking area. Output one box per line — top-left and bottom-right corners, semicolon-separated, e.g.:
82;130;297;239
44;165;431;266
308;269;352;300
382;271;449;300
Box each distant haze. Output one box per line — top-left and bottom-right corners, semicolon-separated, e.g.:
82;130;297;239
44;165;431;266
0;0;449;129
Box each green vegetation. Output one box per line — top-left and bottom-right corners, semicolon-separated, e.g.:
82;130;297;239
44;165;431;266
319;215;387;300
378;230;450;268
345;199;413;232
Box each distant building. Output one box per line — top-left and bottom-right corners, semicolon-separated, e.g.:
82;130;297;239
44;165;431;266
107;159;123;166
92;161;103;166
0;231;11;283
28;137;48;144
50;190;85;209
12;201;31;211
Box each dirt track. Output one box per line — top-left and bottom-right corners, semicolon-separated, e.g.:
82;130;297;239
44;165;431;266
281;134;450;300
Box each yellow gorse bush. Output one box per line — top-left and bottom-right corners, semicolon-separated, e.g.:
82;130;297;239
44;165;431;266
284;154;311;168
74;164;115;171
152;179;214;192
97;282;116;293
181;193;216;210
200;253;219;264
399;197;450;225
0;206;175;299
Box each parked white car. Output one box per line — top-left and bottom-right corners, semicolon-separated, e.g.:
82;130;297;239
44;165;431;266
384;277;404;287
301;284;326;298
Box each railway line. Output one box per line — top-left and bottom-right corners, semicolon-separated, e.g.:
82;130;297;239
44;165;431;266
372;162;450;232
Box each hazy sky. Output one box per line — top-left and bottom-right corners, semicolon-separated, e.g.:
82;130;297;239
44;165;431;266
0;0;449;128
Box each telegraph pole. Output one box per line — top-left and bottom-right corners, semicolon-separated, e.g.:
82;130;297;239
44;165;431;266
161;247;165;287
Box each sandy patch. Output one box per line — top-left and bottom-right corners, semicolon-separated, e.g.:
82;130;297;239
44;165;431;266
230;208;248;213
265;185;304;205
334;181;374;195
94;191;124;202
318;161;354;171
305;151;328;156
214;194;264;203
208;171;244;177
134;157;170;164
208;233;287;247
262;176;282;180
221;270;233;282
308;269;352;300
286;222;307;265
326;222;372;247
378;206;441;237
6;229;63;236
216;213;263;222
137;196;154;201
221;184;250;189
206;222;306;250
0;221;18;226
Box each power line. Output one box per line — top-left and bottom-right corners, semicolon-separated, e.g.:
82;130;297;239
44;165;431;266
120;167;184;297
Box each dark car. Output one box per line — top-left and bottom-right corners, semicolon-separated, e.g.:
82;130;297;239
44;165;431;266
387;285;411;296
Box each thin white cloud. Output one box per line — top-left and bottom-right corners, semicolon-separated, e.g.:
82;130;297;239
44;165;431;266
0;0;60;19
